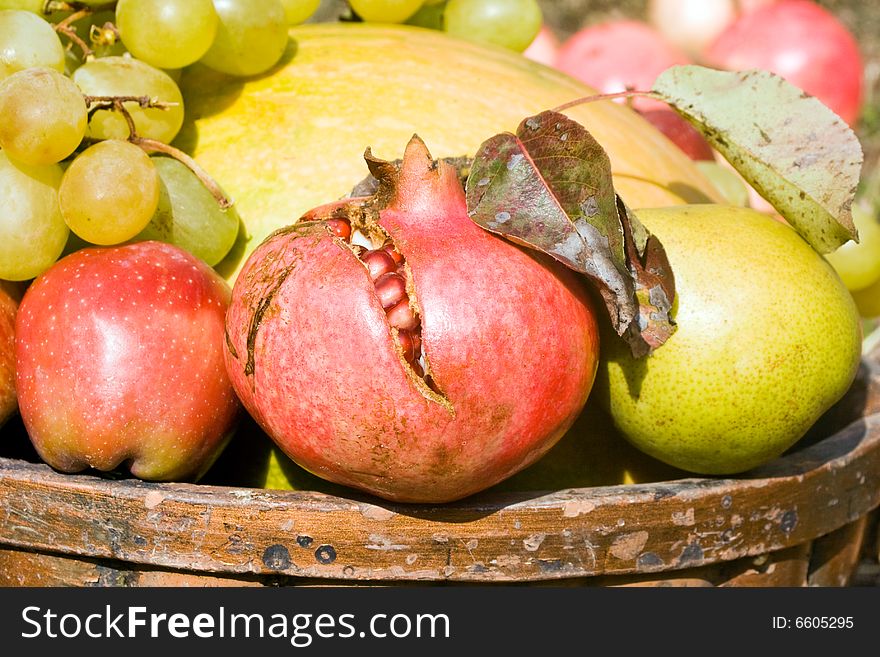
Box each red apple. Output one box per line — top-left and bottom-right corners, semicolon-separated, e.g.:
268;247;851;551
556;20;690;111
523;24;560;68
15;241;240;481
704;0;864;125
0;281;21;428
647;0;778;59
637;108;716;160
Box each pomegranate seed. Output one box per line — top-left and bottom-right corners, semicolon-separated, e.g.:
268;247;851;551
397;329;418;363
387;298;420;331
374;272;407;309
325;219;351;240
362;249;397;280
382;241;405;266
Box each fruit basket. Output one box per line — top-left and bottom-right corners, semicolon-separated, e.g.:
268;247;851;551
1;340;878;588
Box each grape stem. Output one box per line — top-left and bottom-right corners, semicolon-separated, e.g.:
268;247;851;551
48;2;120;62
82;95;234;210
53;7;91;29
84;95;180;113
551;89;662;114
90;21;121;49
52;9;95;61
134;138;234;210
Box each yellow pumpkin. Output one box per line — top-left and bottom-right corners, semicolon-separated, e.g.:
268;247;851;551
177;23;721;283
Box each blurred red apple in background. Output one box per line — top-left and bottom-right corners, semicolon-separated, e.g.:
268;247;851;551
637;108;716;160
15;241;240;482
647;0;778;59
556;19;690;111
703;0;864;125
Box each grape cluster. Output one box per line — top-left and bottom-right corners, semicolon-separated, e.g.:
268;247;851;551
0;0;319;282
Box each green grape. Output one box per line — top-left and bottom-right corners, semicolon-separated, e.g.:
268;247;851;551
72;56;185;143
0;0;45;12
0;151;68;281
59;140;160;245
444;0;541;52
349;0;425;23
0;67;87;165
200;0;289;77
0;10;65;78
116;0;219;70
825;202;880;292
133;156;240;266
280;0;320;25
406;1;446;29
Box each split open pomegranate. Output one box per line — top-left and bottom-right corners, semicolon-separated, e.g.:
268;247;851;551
223;137;600;503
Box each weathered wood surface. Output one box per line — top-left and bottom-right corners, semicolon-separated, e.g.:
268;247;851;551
1;351;879;585
807;515;868;586
0;411;878;583
1;533;847;587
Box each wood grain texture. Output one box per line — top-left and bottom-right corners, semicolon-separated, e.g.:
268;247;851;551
0;539;829;587
1;350;879;585
0;412;878;583
807;515;868;586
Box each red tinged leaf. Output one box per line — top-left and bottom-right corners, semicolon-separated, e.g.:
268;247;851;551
618;198;676;356
466;110;676;355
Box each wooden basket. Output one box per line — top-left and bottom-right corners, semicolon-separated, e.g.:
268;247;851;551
2;345;880;588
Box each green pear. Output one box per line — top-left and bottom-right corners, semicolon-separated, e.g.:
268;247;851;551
596;204;862;475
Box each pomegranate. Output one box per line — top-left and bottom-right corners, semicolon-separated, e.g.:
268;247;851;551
224;137;600;503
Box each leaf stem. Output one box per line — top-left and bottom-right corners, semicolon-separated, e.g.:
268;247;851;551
551;90;662;114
